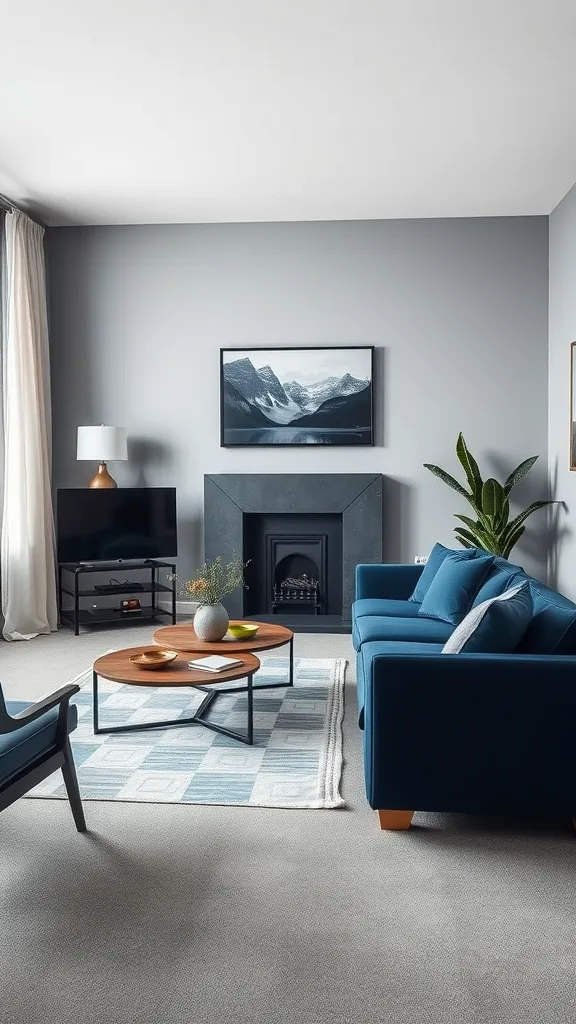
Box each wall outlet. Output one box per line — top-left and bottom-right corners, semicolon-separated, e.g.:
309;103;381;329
414;555;428;565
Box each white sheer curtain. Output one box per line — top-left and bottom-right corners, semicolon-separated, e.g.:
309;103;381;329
1;210;57;640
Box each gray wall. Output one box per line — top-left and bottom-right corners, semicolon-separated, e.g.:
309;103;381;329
549;184;576;597
47;218;549;579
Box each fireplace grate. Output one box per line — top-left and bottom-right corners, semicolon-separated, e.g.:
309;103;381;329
272;573;320;612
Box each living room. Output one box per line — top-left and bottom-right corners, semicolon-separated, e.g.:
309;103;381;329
1;3;576;1023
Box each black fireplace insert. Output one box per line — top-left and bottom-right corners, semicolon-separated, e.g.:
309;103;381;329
244;514;342;618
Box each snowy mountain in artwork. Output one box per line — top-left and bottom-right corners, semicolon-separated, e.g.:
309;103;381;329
221;348;373;445
222;356;371;428
223;358;302;424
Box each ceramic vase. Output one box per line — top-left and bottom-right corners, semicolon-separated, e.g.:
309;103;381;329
194;602;229;642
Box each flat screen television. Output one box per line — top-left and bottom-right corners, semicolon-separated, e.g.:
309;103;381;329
57;488;177;563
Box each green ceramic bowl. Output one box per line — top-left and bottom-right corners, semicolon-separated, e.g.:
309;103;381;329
227;623;259;640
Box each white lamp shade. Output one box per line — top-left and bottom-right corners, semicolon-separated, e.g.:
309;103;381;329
77;426;127;462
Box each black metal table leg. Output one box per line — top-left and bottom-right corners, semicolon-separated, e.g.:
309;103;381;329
58;565;63;626
171;562;177;623
93;670;99;733
92;671;257;744
192;673;254;745
288;635;294;687
74;569;80;636
201;638;294;694
247;672;254;744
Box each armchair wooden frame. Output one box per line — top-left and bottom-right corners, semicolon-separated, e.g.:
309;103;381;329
0;683;86;831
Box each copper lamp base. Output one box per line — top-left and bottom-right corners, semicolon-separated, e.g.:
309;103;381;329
88;463;118;488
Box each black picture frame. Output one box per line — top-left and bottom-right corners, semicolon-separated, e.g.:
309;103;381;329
220;346;375;448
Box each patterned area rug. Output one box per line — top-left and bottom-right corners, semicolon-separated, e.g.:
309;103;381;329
29;656;346;808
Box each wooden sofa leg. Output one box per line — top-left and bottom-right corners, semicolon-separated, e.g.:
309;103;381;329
377;810;414;831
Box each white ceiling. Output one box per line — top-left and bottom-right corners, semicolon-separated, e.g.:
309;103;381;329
1;0;576;226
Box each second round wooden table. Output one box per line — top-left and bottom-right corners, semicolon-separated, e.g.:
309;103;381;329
153;620;295;689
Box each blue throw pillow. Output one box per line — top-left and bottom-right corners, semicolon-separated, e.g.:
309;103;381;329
471;565;524;607
516;584;576;654
442;581;533;654
409;543;479;603
418;552;494;625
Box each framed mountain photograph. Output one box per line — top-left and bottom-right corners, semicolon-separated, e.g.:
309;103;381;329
220;346;374;447
571;341;576;470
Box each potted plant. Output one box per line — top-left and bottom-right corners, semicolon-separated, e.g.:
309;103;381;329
424;433;556;558
170;555;247;641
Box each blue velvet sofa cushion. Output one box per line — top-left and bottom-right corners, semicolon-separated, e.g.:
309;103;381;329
352;598;421;620
443;581;533;654
516;581;576;655
471;558;524;606
352;599;422;648
353;613;453;651
362;640;445;659
409;542;479;603
0;701;78;785
418;552;494;625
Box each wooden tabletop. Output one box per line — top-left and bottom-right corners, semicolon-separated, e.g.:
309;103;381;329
152;620;294;654
93;647;261;687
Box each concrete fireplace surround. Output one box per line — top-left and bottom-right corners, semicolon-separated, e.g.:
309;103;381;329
204;474;383;631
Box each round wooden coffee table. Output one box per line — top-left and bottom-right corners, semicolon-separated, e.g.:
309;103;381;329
92;647;261;745
153;621;295;689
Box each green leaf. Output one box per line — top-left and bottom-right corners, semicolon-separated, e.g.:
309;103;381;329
453;515;497;552
454;534;475;549
503;456;538;496
502;525;525;559
479;535;501;555
494;497;510;533
454;513;484;533
454;528;480;548
423;464;471;502
502;500;557;543
475;506;501;535
455;433;483;502
481;478;505;521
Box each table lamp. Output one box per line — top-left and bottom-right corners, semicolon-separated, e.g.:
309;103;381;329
77;425;128;488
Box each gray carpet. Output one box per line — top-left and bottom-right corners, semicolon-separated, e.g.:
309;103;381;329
1;627;575;1023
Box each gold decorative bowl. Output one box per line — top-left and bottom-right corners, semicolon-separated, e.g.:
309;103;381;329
227;623;259;640
129;649;178;669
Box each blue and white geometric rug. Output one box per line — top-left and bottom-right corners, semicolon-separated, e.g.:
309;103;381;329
28;657;346;809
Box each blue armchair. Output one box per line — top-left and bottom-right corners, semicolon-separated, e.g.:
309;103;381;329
0;681;86;831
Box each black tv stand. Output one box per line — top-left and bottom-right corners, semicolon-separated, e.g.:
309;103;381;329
58;559;177;636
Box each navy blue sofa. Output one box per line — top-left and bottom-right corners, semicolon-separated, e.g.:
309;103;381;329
354;553;576;831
